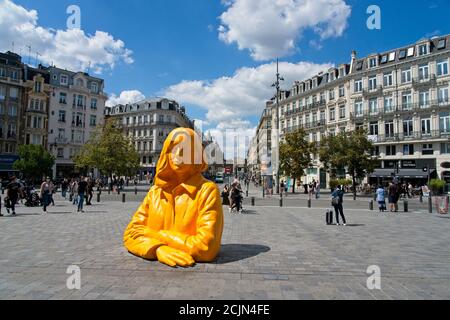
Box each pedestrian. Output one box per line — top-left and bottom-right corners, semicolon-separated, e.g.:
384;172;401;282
77;176;88;213
61;179;68;198
86;179;94;205
376;185;386;212
39;177;52;212
388;182;398;212
5;176;21;215
315;182;321;199
49;179;55;206
230;183;243;213
72;179;79;205
331;185;346;226
280;180;285;196
221;185;230;206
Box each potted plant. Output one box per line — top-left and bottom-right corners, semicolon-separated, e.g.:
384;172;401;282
429;179;449;214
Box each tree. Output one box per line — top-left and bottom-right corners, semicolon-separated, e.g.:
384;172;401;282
279;128;317;194
13;145;55;183
319;129;378;200
74;120;140;178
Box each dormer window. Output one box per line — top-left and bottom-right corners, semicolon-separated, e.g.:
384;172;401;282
76;79;84;87
388;52;396;62
312;79;317;88
329;72;335;81
380;55;388;64
339;67;345;78
355;61;363;71
34;80;42;93
369;57;378;69
407;47;415;57
60;74;68;85
399;49;407;60
418;43;429;56
91;82;98;93
438;38;446;50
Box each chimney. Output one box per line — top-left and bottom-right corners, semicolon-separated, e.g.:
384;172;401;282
350;50;357;74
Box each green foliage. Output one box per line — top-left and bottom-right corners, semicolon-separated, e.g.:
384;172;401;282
319;129;378;197
13;144;55;181
429;179;446;195
74;120;140;177
279;128;317;181
338;178;353;187
329;179;340;190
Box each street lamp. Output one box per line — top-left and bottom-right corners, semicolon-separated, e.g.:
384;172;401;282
271;59;284;195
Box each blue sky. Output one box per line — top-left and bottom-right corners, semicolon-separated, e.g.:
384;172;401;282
3;0;450;138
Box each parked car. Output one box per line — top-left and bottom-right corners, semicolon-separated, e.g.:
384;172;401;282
215;172;224;184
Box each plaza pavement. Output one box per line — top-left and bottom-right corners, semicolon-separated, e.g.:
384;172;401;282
0;189;449;300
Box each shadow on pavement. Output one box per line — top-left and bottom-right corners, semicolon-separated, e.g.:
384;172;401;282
216;244;271;264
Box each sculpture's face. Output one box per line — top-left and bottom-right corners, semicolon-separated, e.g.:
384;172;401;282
169;143;191;176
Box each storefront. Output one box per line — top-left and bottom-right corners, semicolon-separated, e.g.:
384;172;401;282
0;155;20;180
369;159;437;186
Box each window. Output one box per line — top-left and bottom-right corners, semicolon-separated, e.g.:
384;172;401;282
368;76;377;90
440;112;450;133
159;115;164;123
354;101;363;116
437;59;449;76
401;68;412;83
320;92;326;103
8;105;17;117
0;86;5;100
403;144;414;155
388;52;396;62
329;89;335;100
0;68;5;77
441;143;450;154
385;121;394;138
402;92;412;110
399;49;407;60
34;81;42;93
369;57;378;69
354;79;363;93
369;122;378;135
356;61;363;71
383;73;393;86
418;44;429;56
58;128;65;139
417;65;429;82
386;145;396;156
60;75;68;85
91;82;98;93
329;108;335;121
339;85;345;97
76;79;84;87
407;47;415;57
10;87;18;99
59;92;67;104
419;91;430;108
422;143;434;156
438;87;449;104
403;119;414;137
32;116;42;129
438;39;446;50
0;102;3;114
91;98;97;109
90;115;97;127
380;55;388;64
7;123;16;138
11;70;18;80
369;98;378;114
421;118;432;136
57;148;64;158
31;134;42;146
384;96;394;112
339;105;345;119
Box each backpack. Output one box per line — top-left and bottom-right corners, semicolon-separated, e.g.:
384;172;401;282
332;196;340;206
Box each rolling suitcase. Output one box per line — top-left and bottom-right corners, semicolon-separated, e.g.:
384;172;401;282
326;209;333;225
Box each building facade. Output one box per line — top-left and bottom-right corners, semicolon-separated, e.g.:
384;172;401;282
46;67;107;179
264;35;450;189
0;51;23;176
105;98;195;178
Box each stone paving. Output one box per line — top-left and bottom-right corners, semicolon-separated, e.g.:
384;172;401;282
0;193;449;300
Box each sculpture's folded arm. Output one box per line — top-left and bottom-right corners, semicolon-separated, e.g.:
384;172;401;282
123;191;165;260
158;184;224;262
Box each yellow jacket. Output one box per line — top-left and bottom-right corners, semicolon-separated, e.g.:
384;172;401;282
123;128;224;265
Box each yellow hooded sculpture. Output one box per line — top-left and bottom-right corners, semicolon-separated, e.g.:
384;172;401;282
123;127;224;267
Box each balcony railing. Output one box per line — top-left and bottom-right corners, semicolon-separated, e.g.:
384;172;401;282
412;74;437;87
55;137;68;144
363;85;383;97
374;130;450;143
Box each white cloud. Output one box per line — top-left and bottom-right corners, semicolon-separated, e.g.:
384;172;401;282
164;60;332;124
218;0;351;61
0;0;133;73
106;90;145;107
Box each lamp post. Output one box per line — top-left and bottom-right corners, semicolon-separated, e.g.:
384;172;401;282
272;59;284;195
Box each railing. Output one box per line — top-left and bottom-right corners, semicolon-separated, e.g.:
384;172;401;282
374;130;450;143
412;74;437;87
363;85;383;97
55;137;68;144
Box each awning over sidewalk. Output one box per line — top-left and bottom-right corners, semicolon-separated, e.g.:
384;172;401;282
369;169;436;179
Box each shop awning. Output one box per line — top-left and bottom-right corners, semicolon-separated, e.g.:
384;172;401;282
369;169;436;179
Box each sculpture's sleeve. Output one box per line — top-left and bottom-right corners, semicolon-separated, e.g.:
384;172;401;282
123;190;165;260
158;184;224;262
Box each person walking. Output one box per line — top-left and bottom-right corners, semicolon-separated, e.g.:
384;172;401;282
388;182;397;212
72;179;79;205
315;182;321;199
61;179;68;198
221;185;230;207
49;179;55;206
86;179;94;205
376;185;386;212
39;177;51;213
331;185;347;226
77;177;88;213
5;176;21;215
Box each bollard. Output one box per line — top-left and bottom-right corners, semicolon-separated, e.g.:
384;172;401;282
307;199;312;208
97;193;101;203
369;200;374;211
246;190;249;197
262;188;265;198
428;196;433;213
419;194;423;203
404;200;408;212
135;187;138;195
251;197;255;206
122;193;126;203
108;188;110;195
280;198;283;207
117;187;120;195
